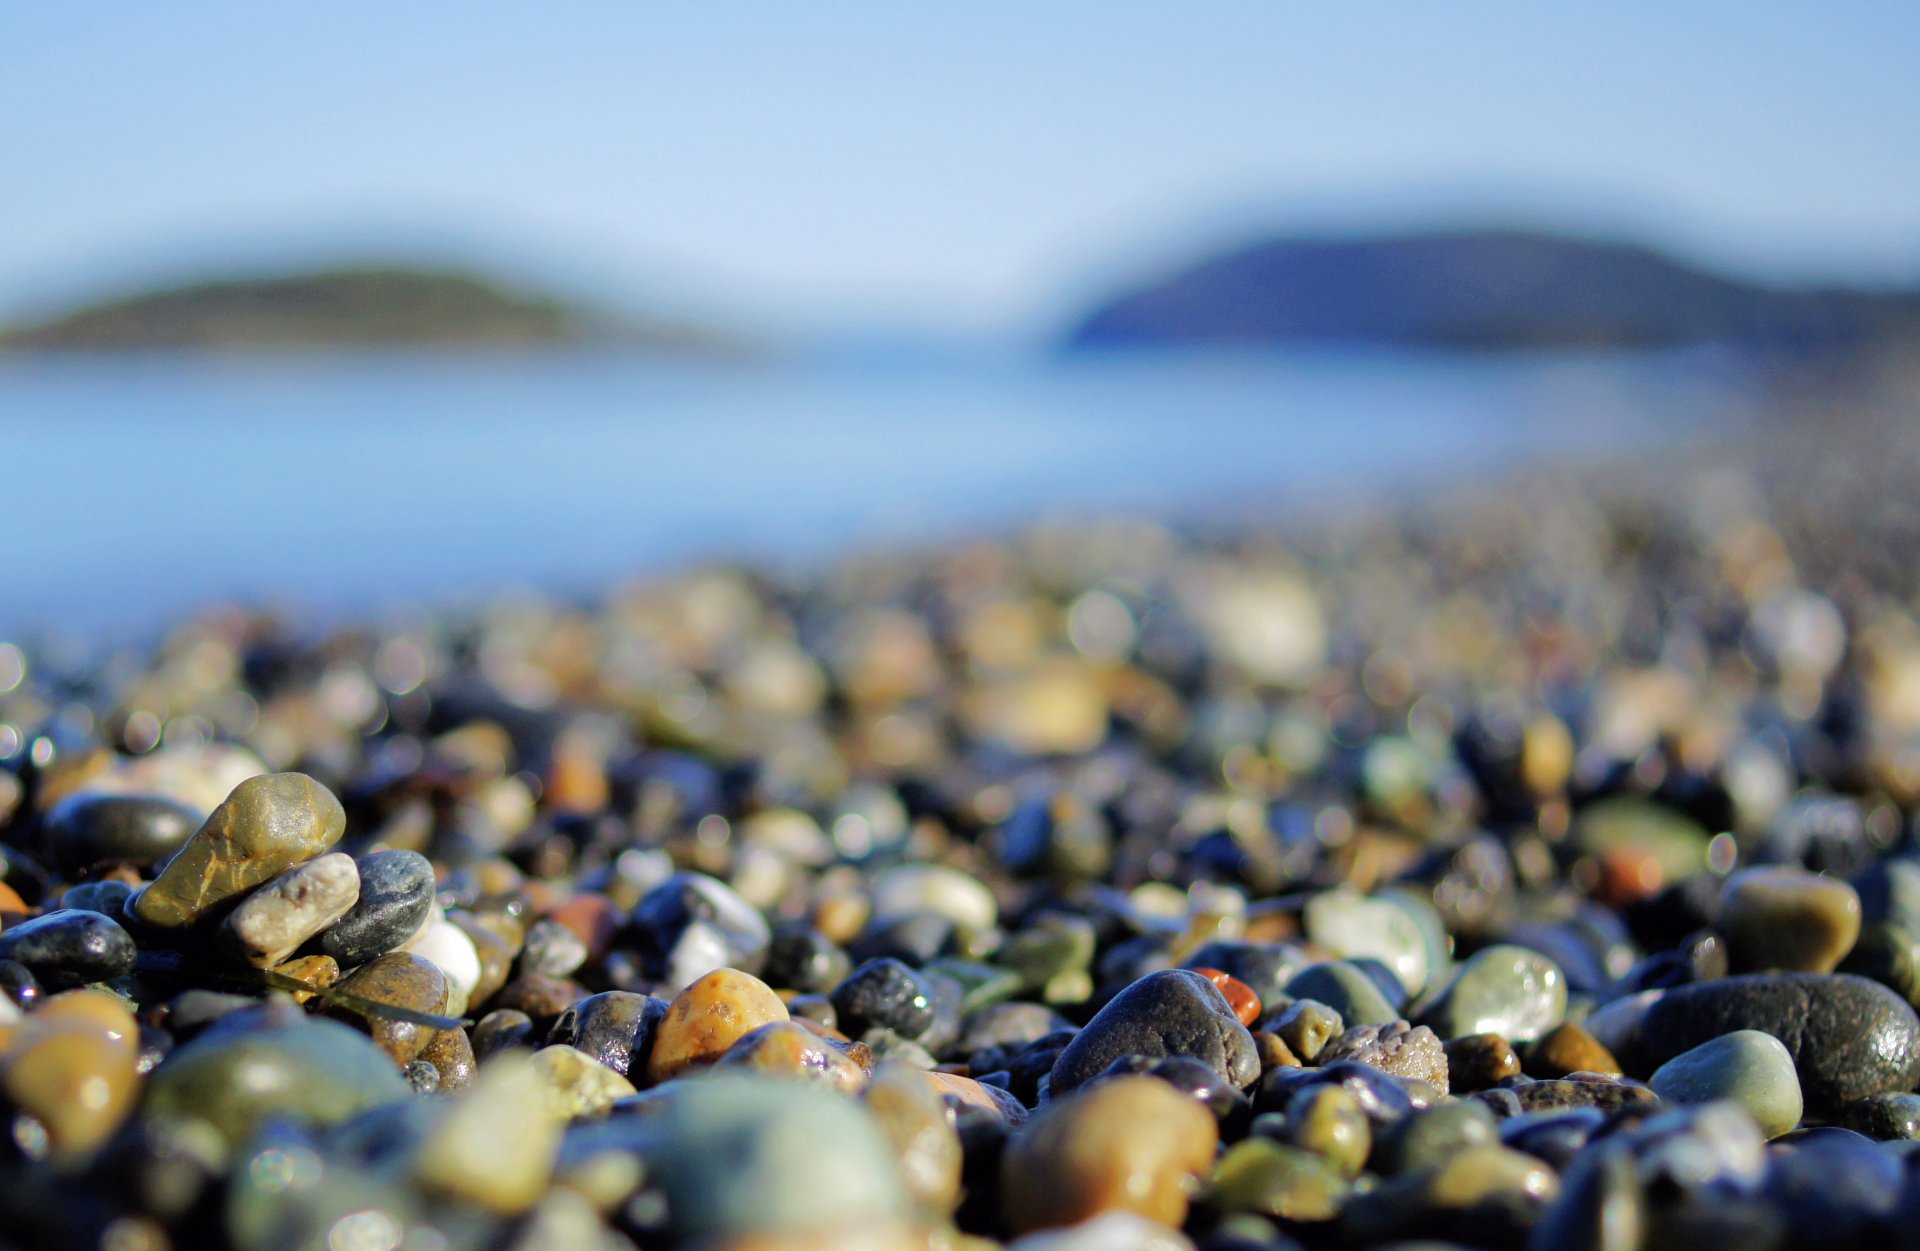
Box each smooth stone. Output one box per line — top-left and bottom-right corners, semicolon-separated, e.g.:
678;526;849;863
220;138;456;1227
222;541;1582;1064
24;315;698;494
632;871;772;993
530;1045;638;1117
647;966;789;1082
924;1070;1030;1126
634;1074;910;1242
221;851;359;967
1317;1021;1449;1094
416;1023;475;1092
1006;1212;1196;1251
132;772;346;929
717;1020;870;1093
1283;1082;1371;1177
1257;1060;1425;1127
518;918;589;979
1419;944;1566;1043
450;912;516;1009
1208;1136;1349;1221
1527;1022;1622;1079
0;991;139;1163
1181;941;1303;1008
472;1009;537;1060
547;990;668;1081
1637;973;1920;1114
959;1000;1071;1056
1837;1091;1920;1140
869;864;997;932
41;792;203;875
403;917;482;1015
58;879;134;917
864;1062;963;1213
763;922;854;995
1525;1141;1643;1251
1284;962;1397;1028
1303;889;1430;996
270;953;340;1003
1004;1074;1218;1231
1651;1030;1803;1138
1376;1098;1499;1175
1720;867;1862;974
832;958;936;1040
319;849;436;966
330;951;450;1064
1266;998;1343;1062
412;1050;560;1214
0;908;137;989
144;1004;410;1144
1498;1078;1659;1115
1049;969;1260;1096
1445;1033;1523;1091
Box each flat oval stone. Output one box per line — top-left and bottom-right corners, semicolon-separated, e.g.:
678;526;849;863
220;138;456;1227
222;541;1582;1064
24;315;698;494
0;908;138;989
1420;944;1567;1043
1719;867;1862;973
1285;962;1398;1027
548;990;668;1080
132;773;346;929
1049;969;1259;1096
41;792;203;876
144;1004;410;1144
1651;1029;1802;1138
1527;1022;1622;1079
1003;1074;1218;1232
320;849;436;966
1638;973;1920;1115
635;1073;910;1243
222;851;360;967
330;951;450;1064
647;966;789;1083
1304;889;1431;996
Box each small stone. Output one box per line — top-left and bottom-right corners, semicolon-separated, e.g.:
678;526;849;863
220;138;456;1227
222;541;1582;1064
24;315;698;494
1527;1022;1622;1079
1207;1137;1349;1222
0;990;139;1163
764;922;854;995
450;912;516;1009
269;953;340;1003
414;1050;560;1213
1421;1142;1560;1209
530;1045;638;1117
330;951;450;1064
1303;889;1430;996
1445;1033;1522;1091
0;908;138;989
1838;1091;1920;1140
547;990;667;1081
1003;1074;1218;1232
869;864;998;932
405;917;482;1016
518;918;589;979
1650;1029;1803;1138
718;1020;870;1092
132;773;346;929
58;880;134;917
1419;944;1567;1043
472;1009;536;1060
1501;1078;1659;1116
418;1025;476;1092
1283;1083;1371;1177
633;871;772;993
924;1069;1029;1125
221;852;359;967
1283;963;1397;1027
1527;1141;1644;1251
1266;998;1343;1062
864;1062;962;1213
144;1004;410;1144
1376;1098;1499;1174
1050;969;1259;1096
647;966;789;1083
319;849;436;967
1637;973;1920;1115
1318;1021;1449;1094
1005;1212;1196;1251
832;958;936;1040
492;972;585;1023
41;792;203;876
1252;1030;1300;1072
1719;867;1862;973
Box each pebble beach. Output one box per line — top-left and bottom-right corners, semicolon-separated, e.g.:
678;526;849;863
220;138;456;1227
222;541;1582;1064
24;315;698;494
4;410;1920;1251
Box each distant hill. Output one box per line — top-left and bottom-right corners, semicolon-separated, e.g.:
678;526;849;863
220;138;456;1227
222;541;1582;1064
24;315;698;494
0;265;742;354
1066;230;1920;354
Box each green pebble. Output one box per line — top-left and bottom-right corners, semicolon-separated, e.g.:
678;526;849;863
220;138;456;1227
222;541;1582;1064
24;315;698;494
1420;944;1567;1043
1208;1138;1350;1222
1649;1029;1803;1139
1284;1084;1371;1177
1285;962;1397;1027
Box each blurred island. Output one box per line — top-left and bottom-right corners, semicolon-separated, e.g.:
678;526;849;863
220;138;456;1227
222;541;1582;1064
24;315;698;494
1068;229;1920;355
0;265;745;355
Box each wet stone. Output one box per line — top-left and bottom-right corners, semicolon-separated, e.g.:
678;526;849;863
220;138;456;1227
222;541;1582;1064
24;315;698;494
632;871;772;993
1209;1137;1350;1222
1182;940;1303;1008
764;921;853;994
518;917;589;979
832;957;936;1041
1049;968;1259;1096
416;1022;476;1092
864;1062;963;1213
718;1019;872;1091
1837;1091;1920;1140
319;849;436;967
1719;866;1862;974
412;1049;559;1215
530;1044;637;1117
0;908;138;989
646;965;789;1082
1317;1020;1449;1094
330;951;450;1064
222;851;359;967
41;792;204;876
1650;1029;1803;1139
471;1008;537;1060
1526;1021;1622;1079
546;989;667;1081
132;772;346;929
1419;944;1567;1043
1265;997;1343;1063
58;879;134;917
1496;1078;1659;1116
1446;1032;1523;1091
1375;1097;1499;1175
1283;1082;1371;1177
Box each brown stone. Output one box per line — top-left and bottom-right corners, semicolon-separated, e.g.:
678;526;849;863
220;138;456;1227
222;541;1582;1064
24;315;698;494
865;1064;963;1214
332;951;450;1064
1525;1022;1622;1079
132;773;346;929
1444;1033;1521;1092
420;1024;478;1092
450;911;517;1011
647;967;789;1083
271;954;341;1004
716;1021;868;1093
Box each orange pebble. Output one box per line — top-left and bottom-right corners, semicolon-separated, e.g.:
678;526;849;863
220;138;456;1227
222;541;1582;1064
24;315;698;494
1190;967;1262;1027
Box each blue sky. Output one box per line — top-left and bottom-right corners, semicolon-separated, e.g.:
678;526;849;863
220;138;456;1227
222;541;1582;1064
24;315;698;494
5;4;1918;334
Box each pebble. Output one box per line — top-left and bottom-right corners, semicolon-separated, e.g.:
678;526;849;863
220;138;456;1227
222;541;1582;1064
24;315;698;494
221;851;359;967
1719;866;1862;973
1048;968;1259;1096
1316;1020;1449;1093
1419;944;1567;1043
1003;1074;1218;1232
1302;889;1430;996
40;792;203;876
1636;972;1920;1114
1526;1021;1622;1079
404;916;483;1015
0;989;140;1162
864;1062;963;1213
869;863;998;932
546;989;667;1080
1445;1033;1523;1090
717;1019;870;1092
1265;998;1342;1062
1208;1136;1350;1221
132;772;346;929
647;965;790;1082
1650;1029;1803;1138
1282;1082;1371;1177
412;1050;560;1214
529;1044;637;1117
832;958;937;1041
1283;962;1397;1027
329;951;450;1064
319;849;436;966
0;908;138;989
633;871;772;993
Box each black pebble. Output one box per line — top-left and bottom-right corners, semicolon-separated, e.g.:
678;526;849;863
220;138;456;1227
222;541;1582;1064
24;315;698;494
319;849;436;966
831;958;935;1040
0;908;138;989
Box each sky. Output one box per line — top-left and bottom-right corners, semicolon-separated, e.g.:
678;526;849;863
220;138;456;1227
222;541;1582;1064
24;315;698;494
5;4;1920;336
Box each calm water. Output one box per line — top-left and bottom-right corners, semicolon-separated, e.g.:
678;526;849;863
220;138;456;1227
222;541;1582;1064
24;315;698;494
2;349;1758;640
